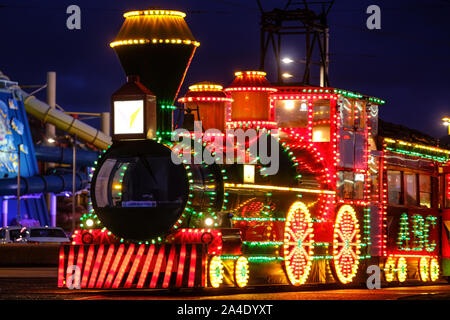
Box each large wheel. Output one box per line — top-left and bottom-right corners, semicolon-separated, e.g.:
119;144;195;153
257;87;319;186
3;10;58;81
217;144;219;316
332;205;361;284
429;258;440;282
384;257;396;282
397;257;408;283
419;257;430;282
283;201;314;286
208;256;224;288
234;256;250;288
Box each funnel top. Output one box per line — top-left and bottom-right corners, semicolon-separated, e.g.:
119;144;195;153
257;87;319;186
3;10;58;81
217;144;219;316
178;81;230;103
110;8;200;48
123;9;187;18
225;70;277;92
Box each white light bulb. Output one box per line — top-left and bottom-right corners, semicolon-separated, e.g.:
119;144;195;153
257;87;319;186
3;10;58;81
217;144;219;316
86;219;94;227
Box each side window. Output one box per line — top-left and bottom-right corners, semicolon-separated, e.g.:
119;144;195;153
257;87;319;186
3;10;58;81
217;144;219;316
337;171;354;199
338;130;354;168
387;170;401;205
419;175;432;208
354;101;366;129
0;229;5;239
404;173;417;206
312;99;330;142
340;97;353;129
274;100;308;128
354;173;365;200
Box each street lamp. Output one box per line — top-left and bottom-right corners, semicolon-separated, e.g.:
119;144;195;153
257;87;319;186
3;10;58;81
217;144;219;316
443;117;450;135
282;57;294;64
281;56;326;87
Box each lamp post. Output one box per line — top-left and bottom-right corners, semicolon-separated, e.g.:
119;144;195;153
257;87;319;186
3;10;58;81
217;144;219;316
72;134;77;233
16;144;22;225
47;134;78;232
443;117;450;135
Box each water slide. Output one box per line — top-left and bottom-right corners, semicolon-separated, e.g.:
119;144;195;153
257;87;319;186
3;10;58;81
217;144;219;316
21;91;112;150
0;70;111;225
1;70;112;150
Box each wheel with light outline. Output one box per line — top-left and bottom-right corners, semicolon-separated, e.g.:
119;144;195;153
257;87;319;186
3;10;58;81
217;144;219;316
332;205;361;284
429;258;440;282
419;257;430;282
397;257;408;283
384;257;396;282
283;201;314;286
208;255;224;288
234;256;250;288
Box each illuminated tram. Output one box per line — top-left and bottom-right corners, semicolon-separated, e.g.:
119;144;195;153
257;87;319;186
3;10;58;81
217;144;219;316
58;9;450;289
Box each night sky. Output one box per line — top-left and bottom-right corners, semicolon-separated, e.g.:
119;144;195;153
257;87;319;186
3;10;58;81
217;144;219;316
0;0;449;138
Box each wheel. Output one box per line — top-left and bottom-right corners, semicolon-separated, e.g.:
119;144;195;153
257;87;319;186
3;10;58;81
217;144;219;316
283;201;314;286
397;257;408;283
234;256;250;288
419;257;430;282
430;258;440;282
332;205;361;284
384;257;396;282
208;256;224;288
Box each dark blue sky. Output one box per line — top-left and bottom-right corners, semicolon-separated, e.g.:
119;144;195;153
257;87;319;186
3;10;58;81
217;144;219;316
0;0;449;138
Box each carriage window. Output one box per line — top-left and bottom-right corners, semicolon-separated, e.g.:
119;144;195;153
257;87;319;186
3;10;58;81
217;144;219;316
312;99;330;142
387;171;401;205
340;98;353;129
354;101;366;129
354;173;365;200
337;171;354;199
419;175;431;208
404;173;417;206
338;130;354;168
275;100;308;128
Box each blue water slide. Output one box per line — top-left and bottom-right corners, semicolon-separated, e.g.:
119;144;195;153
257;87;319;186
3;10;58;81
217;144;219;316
34;145;100;167
0;172;89;196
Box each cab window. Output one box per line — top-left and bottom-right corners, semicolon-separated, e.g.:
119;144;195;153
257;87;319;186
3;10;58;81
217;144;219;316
312;99;330;142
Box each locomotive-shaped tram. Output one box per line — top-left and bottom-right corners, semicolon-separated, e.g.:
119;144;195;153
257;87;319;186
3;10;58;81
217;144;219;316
58;9;450;290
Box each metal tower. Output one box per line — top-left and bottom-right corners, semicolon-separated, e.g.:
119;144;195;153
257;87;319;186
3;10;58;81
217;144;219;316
257;0;334;86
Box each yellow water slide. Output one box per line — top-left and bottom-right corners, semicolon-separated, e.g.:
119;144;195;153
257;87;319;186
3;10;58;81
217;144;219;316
1;70;112;150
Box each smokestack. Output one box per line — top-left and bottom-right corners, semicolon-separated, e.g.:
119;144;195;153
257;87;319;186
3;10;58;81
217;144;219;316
110;9;200;135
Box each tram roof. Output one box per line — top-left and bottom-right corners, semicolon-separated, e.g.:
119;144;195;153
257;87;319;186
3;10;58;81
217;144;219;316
272;84;386;105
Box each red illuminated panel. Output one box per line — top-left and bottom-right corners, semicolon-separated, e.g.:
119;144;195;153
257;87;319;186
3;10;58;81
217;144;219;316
162;245;176;288
150;245;166;288
176;244;187;287
446;175;450;205
124;244;145;288
112;244;135;288
96;245;115;288
81;245;95;288
188;244;197;287
75;245;84;276
137;245;155;288
104;244;125;288
88;245;104;288
58;246;65;288
66;246;75;284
